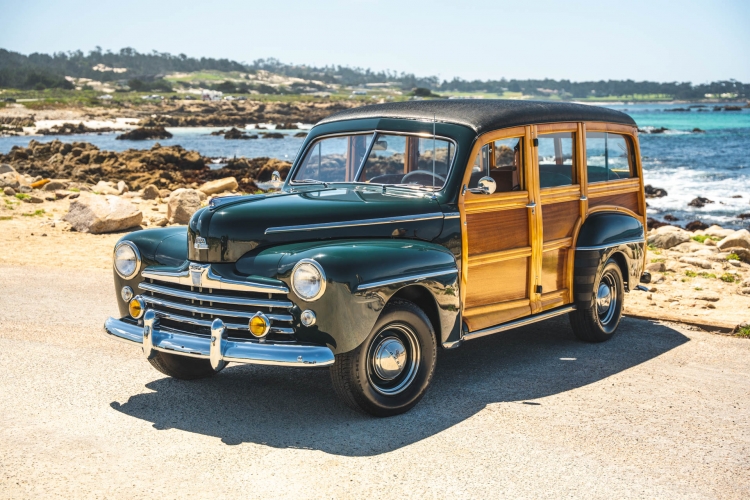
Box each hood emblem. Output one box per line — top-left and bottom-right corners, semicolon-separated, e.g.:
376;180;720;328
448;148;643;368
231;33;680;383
194;236;209;250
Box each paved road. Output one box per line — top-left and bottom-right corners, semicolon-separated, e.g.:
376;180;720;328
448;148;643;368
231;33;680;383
1;265;748;499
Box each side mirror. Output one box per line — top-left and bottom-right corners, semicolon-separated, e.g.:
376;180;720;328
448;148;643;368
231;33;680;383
469;176;496;195
271;170;281;182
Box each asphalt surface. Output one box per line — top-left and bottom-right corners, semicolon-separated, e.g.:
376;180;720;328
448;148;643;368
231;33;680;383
1;264;748;499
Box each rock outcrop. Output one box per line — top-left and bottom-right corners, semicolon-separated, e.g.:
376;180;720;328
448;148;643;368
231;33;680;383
116;127;173;141
0;140;290;193
64;193;143;233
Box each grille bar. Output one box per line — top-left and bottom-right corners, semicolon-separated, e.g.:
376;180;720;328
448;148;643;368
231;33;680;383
139;282;293;309
154;309;294;334
142;267;289;294
143;295;294;323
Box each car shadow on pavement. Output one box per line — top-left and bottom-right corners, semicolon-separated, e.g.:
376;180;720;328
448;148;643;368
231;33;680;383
110;316;689;456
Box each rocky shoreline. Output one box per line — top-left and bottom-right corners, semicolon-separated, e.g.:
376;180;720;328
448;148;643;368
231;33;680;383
0;100;361;137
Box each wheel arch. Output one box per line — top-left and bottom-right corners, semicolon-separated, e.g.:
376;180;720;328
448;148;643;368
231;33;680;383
573;211;645;310
389;285;441;342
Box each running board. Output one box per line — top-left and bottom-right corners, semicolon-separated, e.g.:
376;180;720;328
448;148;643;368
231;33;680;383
462;305;577;342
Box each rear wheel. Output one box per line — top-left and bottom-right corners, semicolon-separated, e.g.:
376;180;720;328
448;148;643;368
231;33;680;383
148;351;220;380
330;300;436;417
569;259;624;342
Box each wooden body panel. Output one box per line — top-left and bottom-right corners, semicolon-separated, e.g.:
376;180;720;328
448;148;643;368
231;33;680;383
588;191;640;215
542;200;579;242
466;208;529;255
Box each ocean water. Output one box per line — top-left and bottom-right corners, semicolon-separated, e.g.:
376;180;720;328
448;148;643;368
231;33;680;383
611;103;750;228
1;103;749;227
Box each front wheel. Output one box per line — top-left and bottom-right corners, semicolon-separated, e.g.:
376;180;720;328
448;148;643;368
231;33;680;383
569;258;624;342
330;300;436;417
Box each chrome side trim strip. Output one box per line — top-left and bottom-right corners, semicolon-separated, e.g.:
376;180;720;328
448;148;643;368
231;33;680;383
152;309;294;334
142;264;289;294
265;212;445;234
576;237;645;251
104;317;332;367
356;268;458;291
143;295;294;323
443;212;461;219
138;282;293;309
463;305;576;342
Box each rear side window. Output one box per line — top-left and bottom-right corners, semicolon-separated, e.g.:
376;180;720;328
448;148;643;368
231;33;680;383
537;133;575;188
586;133;635;182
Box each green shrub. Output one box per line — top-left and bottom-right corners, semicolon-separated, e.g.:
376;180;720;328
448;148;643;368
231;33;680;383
684;270;697;277
697;272;716;279
15;193;30;200
720;273;737;283
727;253;740;261
736;326;750;339
21;209;45;217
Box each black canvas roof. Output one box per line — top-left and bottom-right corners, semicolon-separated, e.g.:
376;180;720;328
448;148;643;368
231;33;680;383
318;99;636;134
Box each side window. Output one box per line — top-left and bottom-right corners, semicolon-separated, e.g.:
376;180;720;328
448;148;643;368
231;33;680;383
537;132;575;188
586;132;634;182
468;136;524;192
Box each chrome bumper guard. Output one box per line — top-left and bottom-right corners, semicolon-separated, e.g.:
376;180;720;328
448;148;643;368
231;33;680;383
104;312;335;369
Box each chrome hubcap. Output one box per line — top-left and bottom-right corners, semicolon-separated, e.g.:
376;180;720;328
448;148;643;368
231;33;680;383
367;324;420;395
372;338;407;380
596;273;618;325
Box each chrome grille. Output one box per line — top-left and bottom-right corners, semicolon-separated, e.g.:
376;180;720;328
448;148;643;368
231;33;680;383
138;264;295;342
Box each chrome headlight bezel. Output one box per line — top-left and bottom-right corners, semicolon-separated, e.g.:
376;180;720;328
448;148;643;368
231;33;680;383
113;241;141;280
291;259;326;302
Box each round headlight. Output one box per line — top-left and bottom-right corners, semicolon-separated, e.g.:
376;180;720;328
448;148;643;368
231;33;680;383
291;259;326;301
114;241;141;279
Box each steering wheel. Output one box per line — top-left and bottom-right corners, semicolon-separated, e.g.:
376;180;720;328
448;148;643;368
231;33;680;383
401;170;446;185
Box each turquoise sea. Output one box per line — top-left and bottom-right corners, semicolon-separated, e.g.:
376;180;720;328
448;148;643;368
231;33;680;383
1;102;749;228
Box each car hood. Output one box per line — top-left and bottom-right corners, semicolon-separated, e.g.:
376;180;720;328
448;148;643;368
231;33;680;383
187;186;446;263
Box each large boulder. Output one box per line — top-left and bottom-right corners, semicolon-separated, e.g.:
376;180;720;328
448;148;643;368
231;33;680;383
647;225;692;249
717;229;750;251
167;188;204;224
199;177;238;195
677;256;712;269
0;164;21;189
64;193;143;234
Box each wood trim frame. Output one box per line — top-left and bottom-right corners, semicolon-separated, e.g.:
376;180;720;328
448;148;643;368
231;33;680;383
458;119;647;329
458;125;530;309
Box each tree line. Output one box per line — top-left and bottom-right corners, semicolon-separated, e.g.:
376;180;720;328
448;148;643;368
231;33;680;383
0;47;747;99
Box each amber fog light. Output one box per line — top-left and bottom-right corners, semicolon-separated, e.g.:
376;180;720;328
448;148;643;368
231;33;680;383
121;286;134;302
249;312;270;338
129;296;146;319
300;310;317;327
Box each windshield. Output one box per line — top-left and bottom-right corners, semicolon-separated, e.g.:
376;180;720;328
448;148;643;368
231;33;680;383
292;133;456;190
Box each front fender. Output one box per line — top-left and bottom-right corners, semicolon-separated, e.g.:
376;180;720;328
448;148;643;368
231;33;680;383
265;239;460;354
112;227;187;317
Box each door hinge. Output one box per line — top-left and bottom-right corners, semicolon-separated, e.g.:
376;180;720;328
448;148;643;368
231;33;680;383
535;285;543;294
533;138;539;147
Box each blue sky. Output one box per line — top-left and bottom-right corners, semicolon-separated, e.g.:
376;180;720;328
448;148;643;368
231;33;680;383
1;0;748;83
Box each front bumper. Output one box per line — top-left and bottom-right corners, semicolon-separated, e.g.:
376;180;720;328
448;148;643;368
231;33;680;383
104;315;335;368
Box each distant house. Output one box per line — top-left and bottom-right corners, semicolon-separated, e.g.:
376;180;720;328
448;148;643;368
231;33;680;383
202;90;223;101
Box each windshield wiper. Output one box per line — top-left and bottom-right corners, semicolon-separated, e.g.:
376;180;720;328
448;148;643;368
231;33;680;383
290;179;329;187
382;183;441;192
